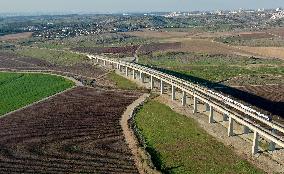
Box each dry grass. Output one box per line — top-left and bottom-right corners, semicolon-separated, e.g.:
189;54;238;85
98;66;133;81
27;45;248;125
266;27;284;37
125;29;190;39
174;39;249;55
236;46;284;60
0;32;33;41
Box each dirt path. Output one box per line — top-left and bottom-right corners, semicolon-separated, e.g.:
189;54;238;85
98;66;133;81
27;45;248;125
121;93;160;174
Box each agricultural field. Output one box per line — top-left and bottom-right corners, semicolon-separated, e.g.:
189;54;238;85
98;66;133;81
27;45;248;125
0;32;33;41
0;72;74;115
0;87;141;173
15;47;88;66
0;52;106;81
215;33;284;47
235;46;284;60
135;99;264;174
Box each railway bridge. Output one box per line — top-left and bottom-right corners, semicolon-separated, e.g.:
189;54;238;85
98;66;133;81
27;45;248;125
87;54;284;156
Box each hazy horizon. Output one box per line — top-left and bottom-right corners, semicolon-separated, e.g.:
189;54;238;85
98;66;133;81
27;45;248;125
0;0;283;14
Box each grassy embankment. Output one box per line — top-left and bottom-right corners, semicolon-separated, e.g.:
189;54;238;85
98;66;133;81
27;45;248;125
107;71;139;90
138;52;284;83
135;100;264;174
0;72;74;115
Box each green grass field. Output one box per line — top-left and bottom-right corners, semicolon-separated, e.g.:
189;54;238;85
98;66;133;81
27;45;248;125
0;72;74;115
135;100;264;174
16;47;87;66
107;71;139;90
138;52;284;82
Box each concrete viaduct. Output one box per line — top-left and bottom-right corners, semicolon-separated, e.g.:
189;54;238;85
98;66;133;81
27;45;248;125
87;54;284;156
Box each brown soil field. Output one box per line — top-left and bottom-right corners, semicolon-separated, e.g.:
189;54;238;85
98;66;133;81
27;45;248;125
125;30;190;39
0;52;106;79
237;32;274;39
234;85;284;123
236;85;284;103
175;39;250;55
236;46;284;60
0;32;33;41
266;27;284;38
0;87;141;173
138;42;182;54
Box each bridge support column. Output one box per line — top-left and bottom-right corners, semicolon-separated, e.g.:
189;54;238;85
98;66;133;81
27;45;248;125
182;91;186;106
140;72;145;83
205;103;210;112
171;85;175;101
223;113;229;121
243;125;250;134
252;131;259;155
103;60;106;66
193;96;197;113
96;58;99;63
132;69;136;79
116;63;119;69
228;117;234;137
160;80;164;94
269;129;276;151
150;76;154;89
209;105;214;123
126;67;129;76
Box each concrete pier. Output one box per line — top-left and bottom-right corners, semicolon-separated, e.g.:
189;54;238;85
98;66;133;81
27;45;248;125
160;80;164;94
252;131;259;155
209;105;214;123
140;72;145;83
150;76;154;89
228;117;234;137
126;67;129;76
182;91;186;106
171;85;175;101
269;129;276;151
132;69;136;79
193;96;197;113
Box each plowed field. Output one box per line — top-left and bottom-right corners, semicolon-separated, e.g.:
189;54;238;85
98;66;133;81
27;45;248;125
0;53;105;78
0;87;141;173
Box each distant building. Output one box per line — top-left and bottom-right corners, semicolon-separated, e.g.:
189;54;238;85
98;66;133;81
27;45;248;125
271;11;284;20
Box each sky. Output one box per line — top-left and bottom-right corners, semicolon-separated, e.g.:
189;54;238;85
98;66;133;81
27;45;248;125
0;0;283;13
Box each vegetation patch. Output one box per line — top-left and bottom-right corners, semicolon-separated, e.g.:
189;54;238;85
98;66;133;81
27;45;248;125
0;72;74;115
138;52;284;83
15;47;87;66
107;71;139;90
135;100;264;174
